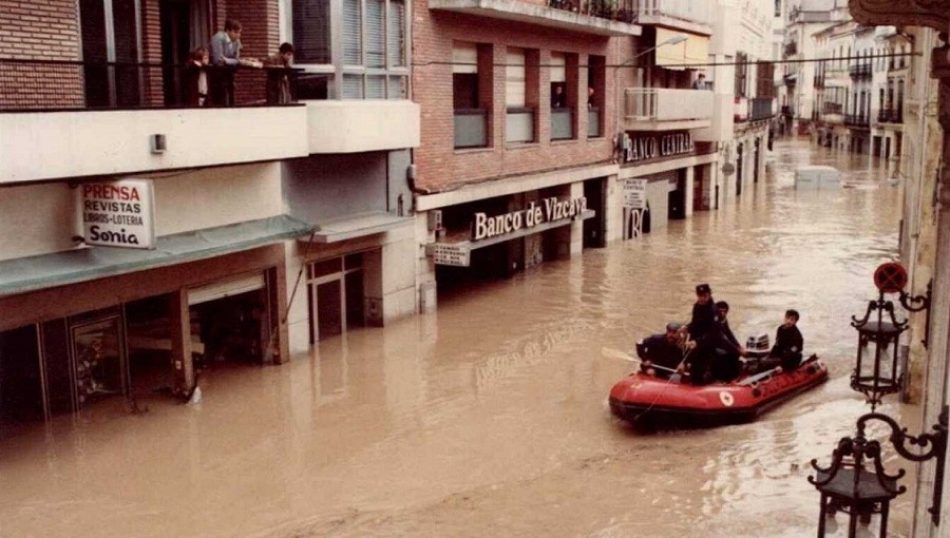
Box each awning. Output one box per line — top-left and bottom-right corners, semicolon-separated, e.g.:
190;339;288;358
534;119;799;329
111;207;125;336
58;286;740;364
0;214;314;297
655;28;709;70
309;211;413;243
426;209;595;266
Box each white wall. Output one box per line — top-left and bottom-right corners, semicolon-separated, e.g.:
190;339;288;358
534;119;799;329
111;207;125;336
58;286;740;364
306;100;421;154
0;183;77;261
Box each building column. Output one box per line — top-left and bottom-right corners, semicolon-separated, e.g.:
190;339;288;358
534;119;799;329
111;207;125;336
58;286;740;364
168;288;194;398
569;181;584;256
604;174;622;243
684;166;695;217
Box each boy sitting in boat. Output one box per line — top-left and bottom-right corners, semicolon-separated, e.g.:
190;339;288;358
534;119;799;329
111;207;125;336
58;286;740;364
635;322;686;378
771;309;804;370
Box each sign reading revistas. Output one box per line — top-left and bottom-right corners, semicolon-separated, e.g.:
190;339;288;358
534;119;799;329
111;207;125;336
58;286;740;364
622;131;695;164
81;179;156;249
472;196;587;241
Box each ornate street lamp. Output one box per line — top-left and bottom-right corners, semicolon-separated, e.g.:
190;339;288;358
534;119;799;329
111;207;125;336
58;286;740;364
809;262;946;537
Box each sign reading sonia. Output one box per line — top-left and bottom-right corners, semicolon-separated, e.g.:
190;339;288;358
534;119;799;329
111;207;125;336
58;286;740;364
81;179;156;249
473;197;587;241
622;179;648;209
622;131;695;164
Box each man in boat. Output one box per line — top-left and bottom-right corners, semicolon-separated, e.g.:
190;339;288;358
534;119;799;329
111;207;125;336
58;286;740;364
711;301;746;382
682;283;720;384
635;322;685;378
770;309;804;370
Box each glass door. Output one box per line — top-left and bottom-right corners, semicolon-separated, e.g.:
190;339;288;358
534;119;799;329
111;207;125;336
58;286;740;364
70;316;128;409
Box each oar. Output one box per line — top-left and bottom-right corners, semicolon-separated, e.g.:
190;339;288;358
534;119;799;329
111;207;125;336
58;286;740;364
600;347;682;376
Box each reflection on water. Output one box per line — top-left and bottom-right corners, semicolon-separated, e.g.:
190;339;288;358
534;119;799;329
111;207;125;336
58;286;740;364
0;141;913;537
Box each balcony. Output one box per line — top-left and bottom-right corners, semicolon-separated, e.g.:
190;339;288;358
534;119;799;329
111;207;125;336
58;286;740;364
550;108;574;140
454;109;490;149
877;108;904;124
849;63;873;79
506;107;535;143
623;88;713;131
0;58;419;183
844;114;870;127
428;0;642;36
628;0;712;35
739;97;776;122
588;107;602;137
823;102;843;115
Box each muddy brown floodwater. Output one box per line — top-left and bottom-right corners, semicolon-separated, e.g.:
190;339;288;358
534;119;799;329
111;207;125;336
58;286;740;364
0;139;918;537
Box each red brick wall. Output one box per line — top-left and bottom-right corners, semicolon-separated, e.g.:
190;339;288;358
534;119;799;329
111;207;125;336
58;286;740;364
0;0;82;109
412;4;636;193
226;0;280;104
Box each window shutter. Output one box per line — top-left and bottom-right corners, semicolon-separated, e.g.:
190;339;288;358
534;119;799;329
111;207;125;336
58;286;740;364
550;52;566;83
343;0;362;65
506;48;526;108
293;0;331;64
452;42;477;74
366;0;385;68
388;0;406;67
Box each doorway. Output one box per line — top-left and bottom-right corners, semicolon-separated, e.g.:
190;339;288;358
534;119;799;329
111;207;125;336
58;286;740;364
160;0;211;105
307;254;367;343
0;326;45;428
79;0;141;107
668;172;686;220
583;178;606;248
736;143;744;197
69;312;128;410
753;139;760;183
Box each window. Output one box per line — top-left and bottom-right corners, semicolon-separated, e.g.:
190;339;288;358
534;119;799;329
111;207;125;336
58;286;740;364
453;41;489;149
587;55;605;138
287;0;408;99
505;48;536;143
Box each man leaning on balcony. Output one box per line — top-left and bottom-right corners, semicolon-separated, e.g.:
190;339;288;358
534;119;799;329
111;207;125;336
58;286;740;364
209;19;261;106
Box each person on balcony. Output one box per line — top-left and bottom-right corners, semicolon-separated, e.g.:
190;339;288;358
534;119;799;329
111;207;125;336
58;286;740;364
263;42;295;105
183;47;209;107
209;19;261;106
691;73;707;90
551;84;567;109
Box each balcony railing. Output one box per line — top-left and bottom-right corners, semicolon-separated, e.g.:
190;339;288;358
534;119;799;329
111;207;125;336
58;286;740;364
547;0;637;23
587;107;601;137
877;108;904;124
823;102;843;115
624;88;713;127
550;108;574;140
844;114;870;127
748;97;776;121
628;0;711;26
849;63;873;79
454;108;489;149
506;107;535;143
0;57;305;111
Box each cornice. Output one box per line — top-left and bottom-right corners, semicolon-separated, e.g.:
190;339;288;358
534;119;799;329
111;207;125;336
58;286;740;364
848;0;950;32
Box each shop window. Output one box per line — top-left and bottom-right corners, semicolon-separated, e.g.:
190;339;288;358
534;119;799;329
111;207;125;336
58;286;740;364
549;52;577;141
306;253;370;343
71;316;126;408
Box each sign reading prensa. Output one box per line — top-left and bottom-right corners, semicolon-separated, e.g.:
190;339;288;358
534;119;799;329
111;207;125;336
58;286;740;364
472;196;587;241
432;244;471;267
622;179;648;209
81;179;156;249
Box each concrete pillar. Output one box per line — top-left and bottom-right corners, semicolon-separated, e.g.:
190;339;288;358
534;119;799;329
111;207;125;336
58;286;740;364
284;239;311;355
604;174;622;243
168;288;194;398
569;181;584;256
415;212;438;314
684;165;695;217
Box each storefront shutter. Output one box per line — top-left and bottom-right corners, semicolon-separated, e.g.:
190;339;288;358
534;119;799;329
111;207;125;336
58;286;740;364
188;273;266;306
293;0;331;64
452;42;477;74
506;48;526;108
343;0;362;65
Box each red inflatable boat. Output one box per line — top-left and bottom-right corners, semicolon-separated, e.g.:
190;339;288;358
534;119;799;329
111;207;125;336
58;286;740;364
608;355;828;427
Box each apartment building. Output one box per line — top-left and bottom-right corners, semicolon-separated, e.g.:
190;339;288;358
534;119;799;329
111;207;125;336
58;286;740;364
0;0;421;427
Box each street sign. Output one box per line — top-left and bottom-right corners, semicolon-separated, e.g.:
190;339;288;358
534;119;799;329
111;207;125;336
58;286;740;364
432;243;471;267
623;179;648;209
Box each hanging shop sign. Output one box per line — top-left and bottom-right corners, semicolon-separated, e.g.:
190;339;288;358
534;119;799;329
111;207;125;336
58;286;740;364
472;196;588;241
432;243;471;267
622;179;648;209
80;179;156;249
621;131;695;164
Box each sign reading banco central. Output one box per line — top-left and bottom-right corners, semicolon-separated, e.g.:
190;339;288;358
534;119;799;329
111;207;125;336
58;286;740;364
622;131;695;164
472;196;587;241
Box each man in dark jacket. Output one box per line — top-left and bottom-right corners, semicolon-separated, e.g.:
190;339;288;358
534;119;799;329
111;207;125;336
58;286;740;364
636;322;685;378
684;283;719;384
770;309;804;370
711;300;745;381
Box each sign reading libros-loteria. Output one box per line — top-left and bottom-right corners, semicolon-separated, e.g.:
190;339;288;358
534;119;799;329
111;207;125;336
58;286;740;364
473;196;587;241
81;179;156;249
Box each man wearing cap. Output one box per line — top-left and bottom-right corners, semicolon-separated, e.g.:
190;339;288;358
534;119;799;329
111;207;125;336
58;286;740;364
712;300;745;381
683;283;720;384
635;322;686;378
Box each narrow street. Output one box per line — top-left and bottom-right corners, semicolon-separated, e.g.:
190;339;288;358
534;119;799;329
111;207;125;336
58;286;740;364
0;139;912;537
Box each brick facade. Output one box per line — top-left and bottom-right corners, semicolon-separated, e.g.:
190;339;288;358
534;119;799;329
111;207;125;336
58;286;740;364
0;0;82;109
412;2;637;193
227;0;280;104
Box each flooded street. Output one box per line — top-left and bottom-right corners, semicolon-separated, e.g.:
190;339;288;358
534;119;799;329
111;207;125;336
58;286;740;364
0;139;913;537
